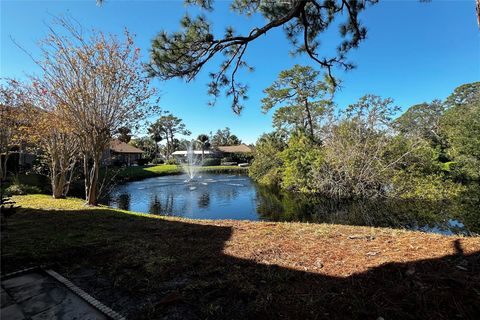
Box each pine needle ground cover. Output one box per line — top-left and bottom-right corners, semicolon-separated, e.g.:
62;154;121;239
2;195;479;319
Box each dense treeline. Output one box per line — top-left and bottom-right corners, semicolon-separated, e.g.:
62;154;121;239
250;81;479;200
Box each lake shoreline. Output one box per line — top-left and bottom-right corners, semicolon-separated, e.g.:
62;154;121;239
113;164;249;182
3;195;480;319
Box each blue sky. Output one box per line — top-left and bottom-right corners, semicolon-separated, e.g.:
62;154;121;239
1;0;479;144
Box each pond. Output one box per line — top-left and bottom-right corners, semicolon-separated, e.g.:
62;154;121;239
103;173;479;236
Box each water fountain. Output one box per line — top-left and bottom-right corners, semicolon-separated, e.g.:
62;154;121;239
182;143;200;183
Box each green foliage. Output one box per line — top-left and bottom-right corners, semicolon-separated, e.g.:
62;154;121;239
202;158;221;166
280;133;323;193
383;136;441;175
152;158;165;165
444;82;480;107
440;87;480;181
5;184;42;196
249;132;286;186
394;100;445;143
197;134;209;143
116;127;132;143
391;171;466;202
262;65;333;139
251;85;478;202
147;1;376;112
136;158;149;166
165;158;178;165
131;137;158;162
210;127;242;146
149;111;191;158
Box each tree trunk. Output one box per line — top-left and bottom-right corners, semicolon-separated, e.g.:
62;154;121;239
304;99;315;139
52;172;66;199
64;162;75;197
165;136;170;159
83;153;91;202
86;155;100;206
201;145;205;162
0;153;9;182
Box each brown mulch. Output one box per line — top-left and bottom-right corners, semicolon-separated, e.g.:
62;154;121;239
2;208;480;320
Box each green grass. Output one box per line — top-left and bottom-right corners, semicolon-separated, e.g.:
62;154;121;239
115;164;248;181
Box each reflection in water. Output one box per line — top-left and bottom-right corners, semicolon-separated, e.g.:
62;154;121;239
103;173;479;236
198;193;210;209
148;195;161;215
255;184;480;236
148;194;176;216
117;194;130;211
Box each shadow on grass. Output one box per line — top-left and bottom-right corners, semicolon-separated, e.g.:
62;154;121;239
2;207;479;319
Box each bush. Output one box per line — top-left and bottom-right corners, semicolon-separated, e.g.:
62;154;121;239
202;158;221;166
165;159;178;165
249;132;286;186
221;157;235;163
152;158;164;165
136;158;149;166
391;171;466;201
5;184;42;196
280;133;323;193
13;174;50;193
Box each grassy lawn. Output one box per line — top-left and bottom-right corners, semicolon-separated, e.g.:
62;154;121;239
114;164;248;181
2;195;480;319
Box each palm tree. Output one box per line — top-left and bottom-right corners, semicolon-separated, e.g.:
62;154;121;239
197;134;210;162
148;123;163;160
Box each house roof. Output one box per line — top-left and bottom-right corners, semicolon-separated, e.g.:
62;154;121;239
110;139;144;154
217;144;253;153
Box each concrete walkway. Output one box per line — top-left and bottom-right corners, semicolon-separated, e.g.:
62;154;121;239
1;269;120;320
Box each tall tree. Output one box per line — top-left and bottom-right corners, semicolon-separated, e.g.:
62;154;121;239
147;0;376;112
441;82;480;181
131;137;157;162
394;100;446;144
148;121;164;160
197;134;210;161
32;18;156;205
261;65;333;140
150;112;191;158
211;127;242;146
314;95;414;199
444;82;480;107
116;127;132;143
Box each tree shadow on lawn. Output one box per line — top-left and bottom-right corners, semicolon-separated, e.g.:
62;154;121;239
2;207;480;320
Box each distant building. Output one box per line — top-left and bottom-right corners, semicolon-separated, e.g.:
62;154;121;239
103;139;145;166
172;144;254;162
171;150;216;157
216;144;254;154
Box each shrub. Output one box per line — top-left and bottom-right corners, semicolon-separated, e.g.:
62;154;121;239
391;171;466;201
249;132;286;186
221;157;235;163
165;159;178;165
152;158;164;165
280;133;323;193
136;158;149;166
202;158;221;166
5;184;42;196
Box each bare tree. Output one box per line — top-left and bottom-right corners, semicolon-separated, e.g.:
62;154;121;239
314;95;421;199
31;18;156;205
25;83;79;198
